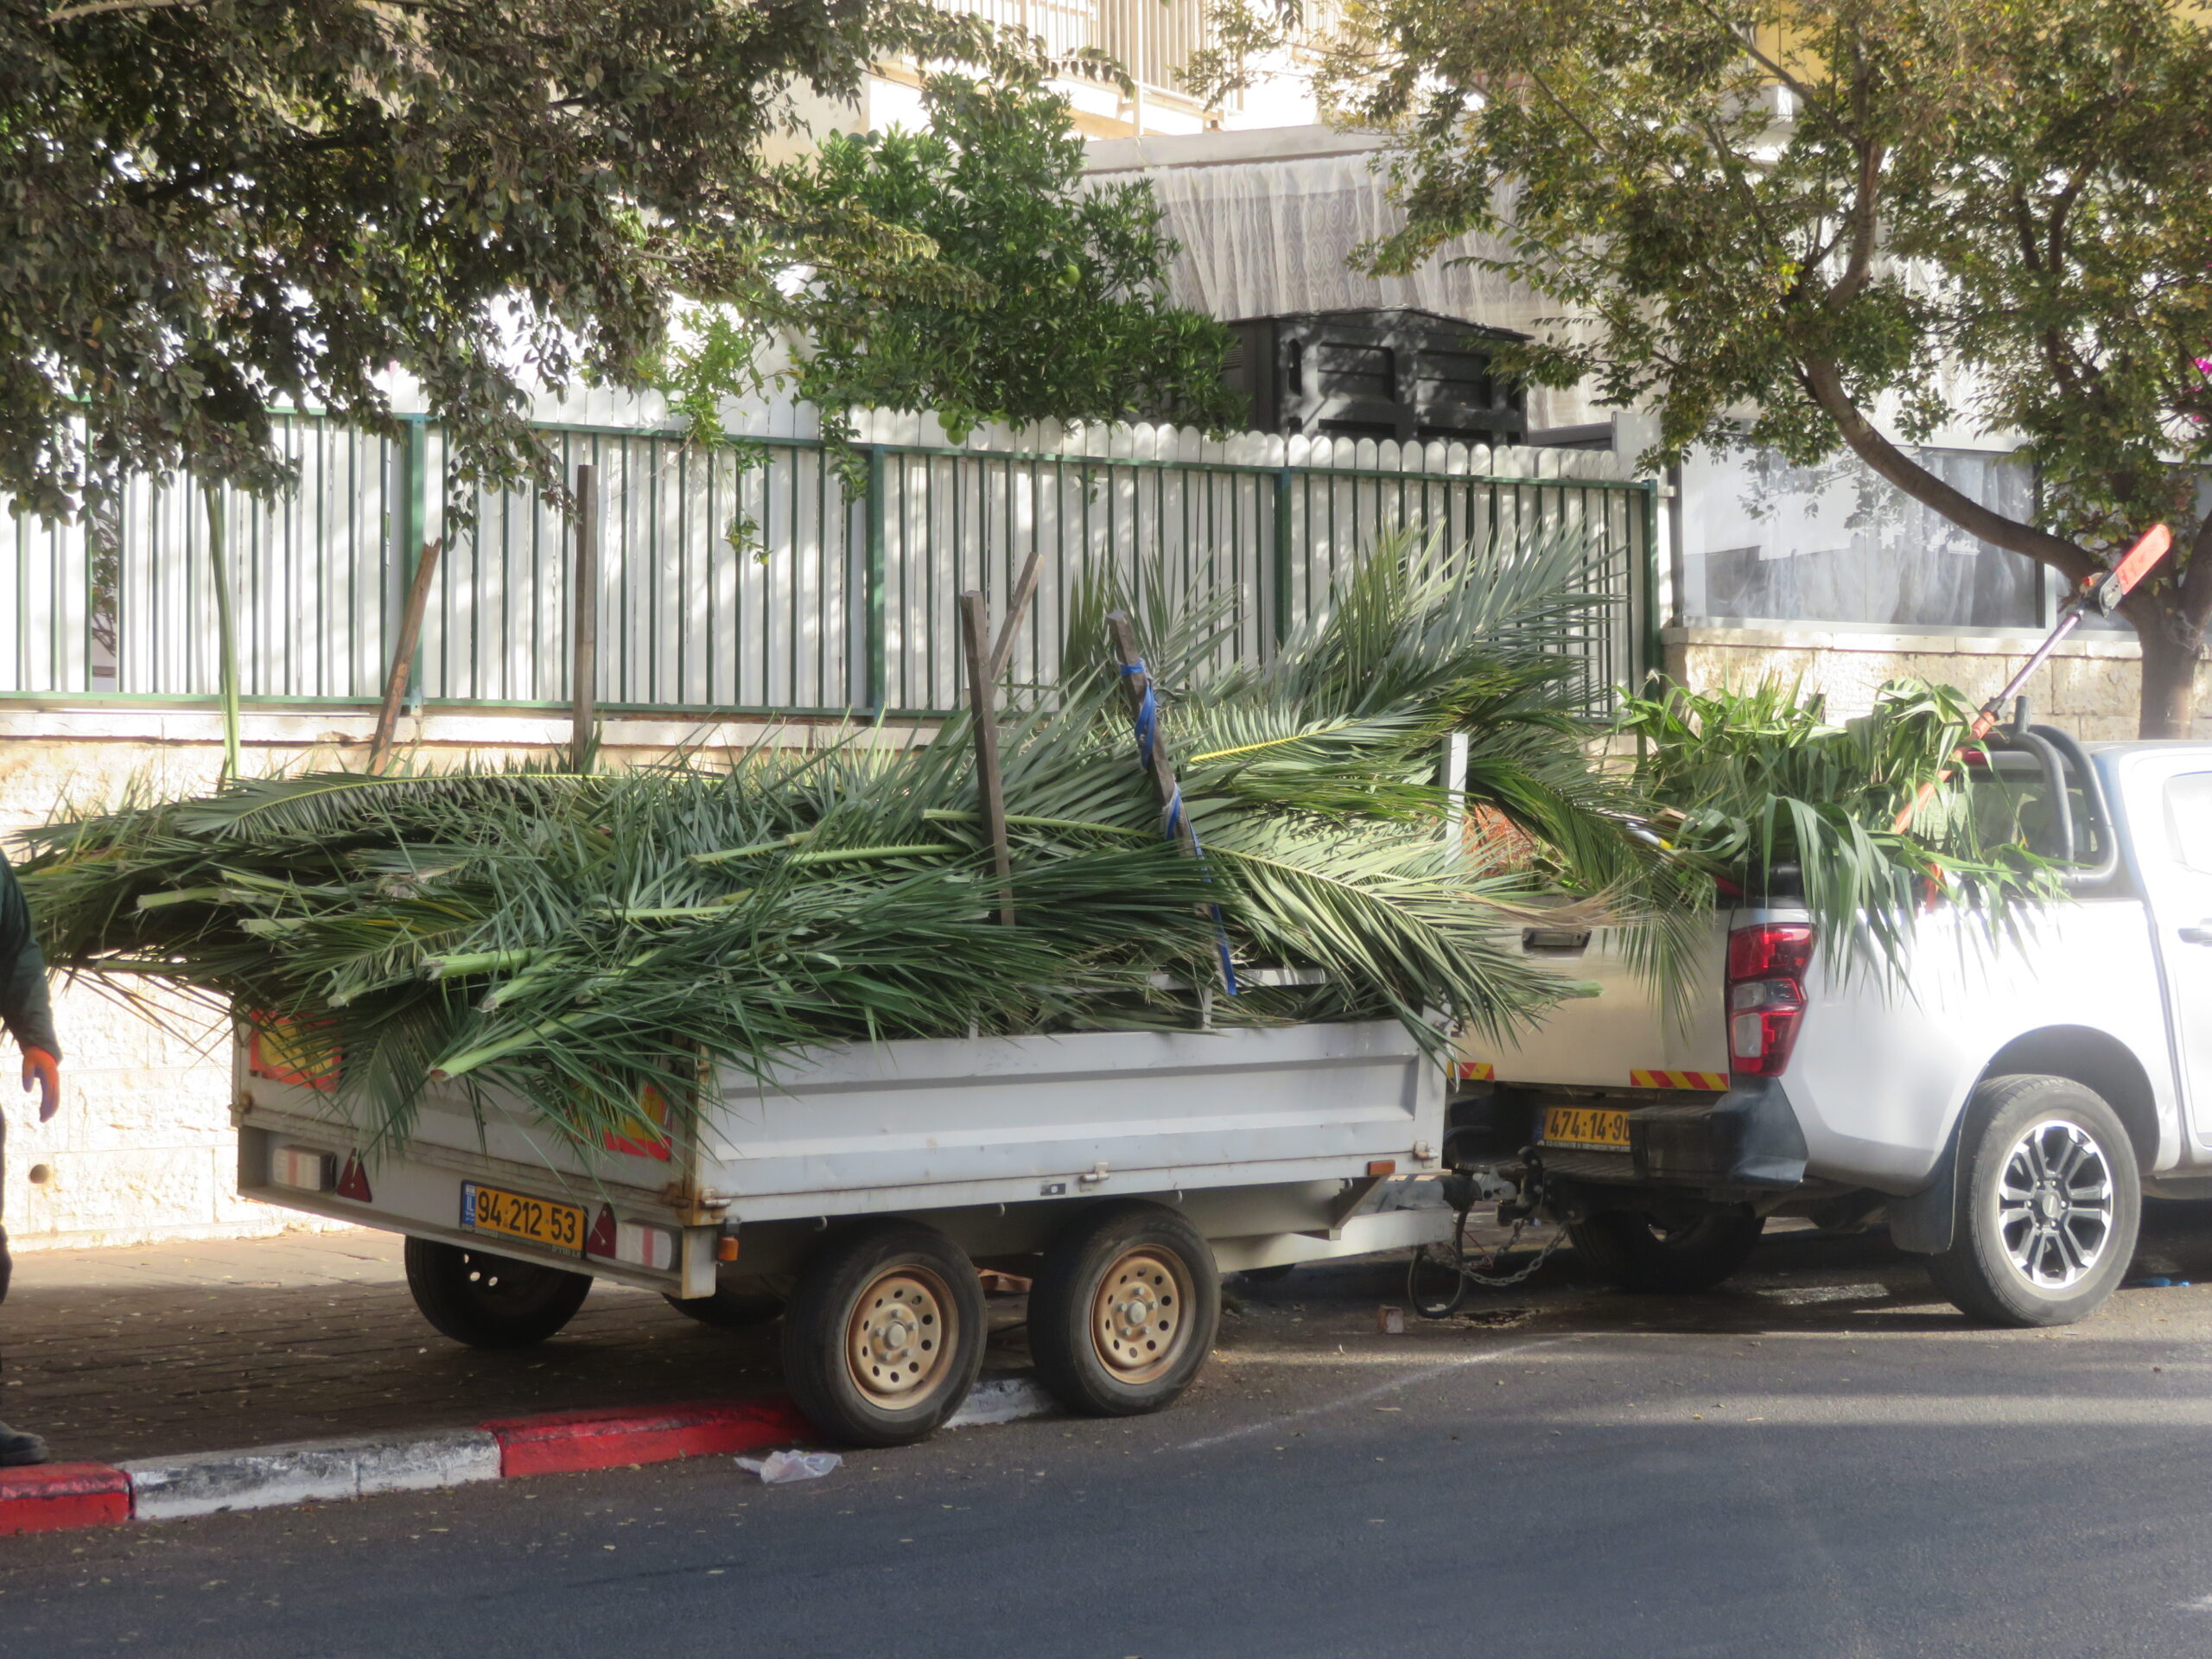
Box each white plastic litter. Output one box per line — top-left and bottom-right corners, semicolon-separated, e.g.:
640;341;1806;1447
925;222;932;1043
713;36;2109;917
736;1450;842;1484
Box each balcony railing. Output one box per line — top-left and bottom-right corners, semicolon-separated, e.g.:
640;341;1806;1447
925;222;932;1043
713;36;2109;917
939;0;1211;105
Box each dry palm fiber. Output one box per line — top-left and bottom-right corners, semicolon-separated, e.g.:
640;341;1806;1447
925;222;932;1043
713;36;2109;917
22;527;1632;1157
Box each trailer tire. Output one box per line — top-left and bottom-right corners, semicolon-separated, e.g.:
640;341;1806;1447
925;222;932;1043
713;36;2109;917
1925;1074;2139;1328
782;1221;986;1448
1030;1203;1221;1418
404;1237;593;1348
664;1284;784;1330
1566;1206;1764;1294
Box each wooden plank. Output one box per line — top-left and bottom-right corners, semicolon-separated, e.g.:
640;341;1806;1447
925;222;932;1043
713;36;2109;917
958;591;1015;925
569;463;599;772
368;537;444;773
985;547;1046;685
1106;611;1199;860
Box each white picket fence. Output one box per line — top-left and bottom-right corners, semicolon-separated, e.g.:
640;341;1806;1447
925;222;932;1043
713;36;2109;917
0;404;1655;716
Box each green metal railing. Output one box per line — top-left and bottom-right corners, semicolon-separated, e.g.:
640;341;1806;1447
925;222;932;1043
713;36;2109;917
0;415;1658;716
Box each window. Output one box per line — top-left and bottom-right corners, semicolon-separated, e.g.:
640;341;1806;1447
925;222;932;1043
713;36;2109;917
2163;773;2212;876
1681;444;2043;629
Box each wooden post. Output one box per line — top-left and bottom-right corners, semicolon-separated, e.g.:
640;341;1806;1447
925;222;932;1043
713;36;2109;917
369;538;443;773
959;592;1015;925
569;464;599;773
1107;611;1199;858
204;482;241;785
985;548;1046;684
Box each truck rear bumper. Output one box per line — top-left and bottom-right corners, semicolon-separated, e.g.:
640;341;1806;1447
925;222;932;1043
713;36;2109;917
1484;1078;1810;1195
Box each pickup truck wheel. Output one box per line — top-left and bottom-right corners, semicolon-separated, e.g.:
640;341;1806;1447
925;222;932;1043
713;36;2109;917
404;1237;592;1348
1927;1075;2139;1328
664;1284;784;1330
1566;1207;1764;1293
1030;1202;1221;1417
782;1221;985;1448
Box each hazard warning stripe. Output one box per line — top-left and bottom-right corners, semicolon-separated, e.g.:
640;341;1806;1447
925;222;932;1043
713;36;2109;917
1629;1068;1728;1090
1456;1060;1495;1081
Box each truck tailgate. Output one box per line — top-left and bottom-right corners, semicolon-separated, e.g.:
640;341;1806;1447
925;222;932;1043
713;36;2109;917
1459;924;1729;1090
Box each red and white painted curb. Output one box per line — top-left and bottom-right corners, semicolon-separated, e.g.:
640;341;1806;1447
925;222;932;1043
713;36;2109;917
0;1375;1056;1536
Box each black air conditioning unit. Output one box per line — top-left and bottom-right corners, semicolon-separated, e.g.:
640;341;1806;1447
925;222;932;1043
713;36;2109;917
1221;308;1526;445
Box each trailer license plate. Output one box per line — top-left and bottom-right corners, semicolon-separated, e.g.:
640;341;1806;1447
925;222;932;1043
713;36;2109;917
460;1181;586;1255
1541;1106;1630;1150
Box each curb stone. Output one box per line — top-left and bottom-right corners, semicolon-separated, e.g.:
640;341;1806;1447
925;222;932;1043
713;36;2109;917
0;1374;1058;1535
123;1428;504;1522
0;1463;133;1537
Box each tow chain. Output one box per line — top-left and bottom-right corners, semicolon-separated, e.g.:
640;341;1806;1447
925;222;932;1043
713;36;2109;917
1407;1155;1569;1319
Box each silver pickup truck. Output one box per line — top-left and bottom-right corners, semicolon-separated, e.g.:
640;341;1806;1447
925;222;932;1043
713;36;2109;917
1456;723;2212;1326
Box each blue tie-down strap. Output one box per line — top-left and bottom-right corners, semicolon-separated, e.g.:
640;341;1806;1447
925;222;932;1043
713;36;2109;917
1123;660;1239;996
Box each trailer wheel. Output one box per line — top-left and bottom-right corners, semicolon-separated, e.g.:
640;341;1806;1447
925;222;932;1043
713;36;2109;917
782;1221;986;1448
1030;1202;1221;1418
1926;1074;2139;1328
1566;1206;1764;1294
664;1284;784;1330
404;1237;592;1348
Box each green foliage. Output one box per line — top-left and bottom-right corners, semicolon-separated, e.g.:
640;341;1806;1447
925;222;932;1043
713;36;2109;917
1193;0;2212;732
21;528;1630;1154
1616;679;2066;977
0;0;1043;518
658;74;1243;473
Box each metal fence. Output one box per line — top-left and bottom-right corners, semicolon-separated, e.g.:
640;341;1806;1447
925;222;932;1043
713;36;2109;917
0;410;1657;717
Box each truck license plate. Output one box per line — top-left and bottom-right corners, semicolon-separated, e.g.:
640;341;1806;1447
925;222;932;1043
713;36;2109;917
460;1181;586;1255
1541;1106;1631;1150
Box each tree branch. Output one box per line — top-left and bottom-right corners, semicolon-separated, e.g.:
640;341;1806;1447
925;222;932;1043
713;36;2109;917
2178;514;2212;635
44;0;207;22
1822;60;1885;306
1798;354;2098;584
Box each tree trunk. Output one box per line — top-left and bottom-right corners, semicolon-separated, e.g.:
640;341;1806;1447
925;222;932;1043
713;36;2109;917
2134;601;2204;739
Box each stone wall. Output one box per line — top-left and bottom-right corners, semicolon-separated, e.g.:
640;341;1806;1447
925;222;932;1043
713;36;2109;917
1663;623;2212;739
0;705;914;1251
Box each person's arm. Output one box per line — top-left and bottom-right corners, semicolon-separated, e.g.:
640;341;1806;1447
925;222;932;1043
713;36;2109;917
0;856;60;1121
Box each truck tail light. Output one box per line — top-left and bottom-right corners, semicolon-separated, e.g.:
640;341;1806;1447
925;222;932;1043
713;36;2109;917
270;1146;335;1192
1726;924;1815;1077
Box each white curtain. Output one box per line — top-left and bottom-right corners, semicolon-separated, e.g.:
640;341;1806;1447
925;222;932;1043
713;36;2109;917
1680;444;2046;630
1092;153;1604;431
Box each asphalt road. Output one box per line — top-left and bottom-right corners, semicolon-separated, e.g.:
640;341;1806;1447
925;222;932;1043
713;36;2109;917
10;1217;2212;1659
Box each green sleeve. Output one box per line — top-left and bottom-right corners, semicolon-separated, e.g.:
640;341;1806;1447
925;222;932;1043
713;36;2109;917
0;857;59;1059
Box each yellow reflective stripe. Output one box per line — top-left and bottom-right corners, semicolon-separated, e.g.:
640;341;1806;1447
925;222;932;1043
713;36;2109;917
1630;1069;1727;1090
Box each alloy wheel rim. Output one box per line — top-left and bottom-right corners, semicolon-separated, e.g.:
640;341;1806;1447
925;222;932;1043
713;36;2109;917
846;1268;954;1408
1090;1247;1192;1385
1994;1118;2116;1291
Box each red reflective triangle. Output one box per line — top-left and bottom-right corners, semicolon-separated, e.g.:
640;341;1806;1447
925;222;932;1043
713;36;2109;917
334;1155;372;1203
585;1204;617;1259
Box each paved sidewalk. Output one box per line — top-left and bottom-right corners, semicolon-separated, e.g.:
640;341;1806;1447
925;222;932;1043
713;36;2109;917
0;1230;788;1465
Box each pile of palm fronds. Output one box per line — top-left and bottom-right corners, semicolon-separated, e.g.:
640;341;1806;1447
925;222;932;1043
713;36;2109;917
1615;679;2069;976
22;528;1639;1155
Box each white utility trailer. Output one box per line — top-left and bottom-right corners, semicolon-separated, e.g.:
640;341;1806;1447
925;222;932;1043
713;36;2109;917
234;1018;1452;1445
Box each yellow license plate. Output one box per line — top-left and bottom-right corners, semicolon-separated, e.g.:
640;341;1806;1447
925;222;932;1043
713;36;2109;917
461;1181;587;1255
1541;1106;1631;1150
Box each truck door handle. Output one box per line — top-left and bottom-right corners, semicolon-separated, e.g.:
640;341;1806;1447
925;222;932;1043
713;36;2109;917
2181;925;2212;944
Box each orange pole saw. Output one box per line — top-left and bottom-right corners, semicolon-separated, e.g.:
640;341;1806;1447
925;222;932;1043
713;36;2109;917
1892;523;2174;833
